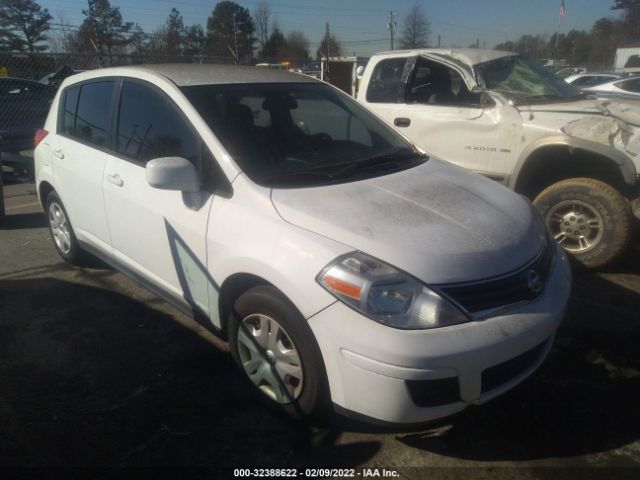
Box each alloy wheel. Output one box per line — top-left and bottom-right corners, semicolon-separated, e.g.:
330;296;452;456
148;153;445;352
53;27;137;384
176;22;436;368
545;199;604;253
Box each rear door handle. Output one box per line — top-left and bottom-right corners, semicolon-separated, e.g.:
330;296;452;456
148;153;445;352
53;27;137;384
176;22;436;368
53;148;64;159
106;173;124;187
394;117;411;127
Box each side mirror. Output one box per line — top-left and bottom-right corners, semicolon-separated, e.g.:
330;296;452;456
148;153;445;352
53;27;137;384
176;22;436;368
356;66;365;78
479;92;495;108
146;157;200;192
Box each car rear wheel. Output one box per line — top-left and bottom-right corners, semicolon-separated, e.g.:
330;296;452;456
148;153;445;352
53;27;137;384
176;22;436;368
228;285;330;419
533;178;632;268
45;191;86;265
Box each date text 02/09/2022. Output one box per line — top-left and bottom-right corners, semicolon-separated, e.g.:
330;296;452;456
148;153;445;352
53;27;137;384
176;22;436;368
233;468;401;478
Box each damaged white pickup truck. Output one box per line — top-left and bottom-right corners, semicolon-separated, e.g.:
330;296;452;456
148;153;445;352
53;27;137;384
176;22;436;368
358;49;640;268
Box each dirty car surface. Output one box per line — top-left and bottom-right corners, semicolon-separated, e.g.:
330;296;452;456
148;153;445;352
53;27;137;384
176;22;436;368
33;64;571;426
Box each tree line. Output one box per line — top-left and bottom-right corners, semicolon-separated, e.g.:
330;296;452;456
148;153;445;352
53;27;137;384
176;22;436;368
0;0;335;64
2;0;638;68
0;0;433;62
493;0;640;69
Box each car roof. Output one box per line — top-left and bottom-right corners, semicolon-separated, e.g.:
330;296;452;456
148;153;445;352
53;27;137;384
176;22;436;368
64;64;319;87
573;73;619;78
583;77;639;90
565;73;620;81
371;48;517;66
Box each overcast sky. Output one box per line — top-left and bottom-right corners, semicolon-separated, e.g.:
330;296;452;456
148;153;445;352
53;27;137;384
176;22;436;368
40;0;622;56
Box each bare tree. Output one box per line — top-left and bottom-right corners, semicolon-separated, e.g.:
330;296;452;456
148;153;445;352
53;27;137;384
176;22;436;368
316;34;342;59
165;8;184;54
399;4;430;49
47;13;72;52
183;24;205;55
284;31;310;62
253;1;270;50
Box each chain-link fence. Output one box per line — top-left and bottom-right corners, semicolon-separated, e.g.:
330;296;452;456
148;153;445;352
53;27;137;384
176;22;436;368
0;51;239;81
0;51;241;146
0;51;237;189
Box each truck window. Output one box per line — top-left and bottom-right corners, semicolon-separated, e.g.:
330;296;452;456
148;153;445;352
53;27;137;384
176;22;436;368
406;57;481;107
366;58;408;103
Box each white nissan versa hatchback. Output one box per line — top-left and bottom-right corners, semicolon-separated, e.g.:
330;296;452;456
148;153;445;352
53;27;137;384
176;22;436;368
34;65;571;424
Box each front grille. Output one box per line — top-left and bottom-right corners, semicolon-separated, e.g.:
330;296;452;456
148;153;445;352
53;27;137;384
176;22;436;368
437;244;554;313
481;340;548;394
406;377;460;407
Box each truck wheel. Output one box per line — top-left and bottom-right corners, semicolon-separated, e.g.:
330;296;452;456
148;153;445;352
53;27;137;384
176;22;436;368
228;285;330;419
45;191;86;265
533;178;632;268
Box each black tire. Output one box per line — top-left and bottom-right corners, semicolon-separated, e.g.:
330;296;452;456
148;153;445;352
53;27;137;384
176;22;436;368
228;285;330;420
45;191;86;265
533;178;632;268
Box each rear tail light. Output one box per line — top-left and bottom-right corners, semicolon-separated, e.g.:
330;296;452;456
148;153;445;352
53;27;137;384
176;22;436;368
34;129;48;148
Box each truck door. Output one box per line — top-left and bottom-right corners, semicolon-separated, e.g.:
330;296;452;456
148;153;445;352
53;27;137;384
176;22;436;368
361;55;521;182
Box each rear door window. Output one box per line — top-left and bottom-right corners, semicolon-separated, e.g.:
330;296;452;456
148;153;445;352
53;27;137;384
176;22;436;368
74;81;115;147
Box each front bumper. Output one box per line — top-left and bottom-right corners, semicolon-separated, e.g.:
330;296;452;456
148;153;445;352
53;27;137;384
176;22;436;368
307;246;572;424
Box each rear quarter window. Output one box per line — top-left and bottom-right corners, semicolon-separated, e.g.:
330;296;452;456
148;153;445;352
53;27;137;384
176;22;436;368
61;86;80;136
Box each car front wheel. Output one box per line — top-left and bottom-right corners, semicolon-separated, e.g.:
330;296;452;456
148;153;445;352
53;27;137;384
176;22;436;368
533;178;632;268
228;285;330;419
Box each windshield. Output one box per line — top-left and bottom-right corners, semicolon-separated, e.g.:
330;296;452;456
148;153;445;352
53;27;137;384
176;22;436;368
476;55;581;105
182;83;424;187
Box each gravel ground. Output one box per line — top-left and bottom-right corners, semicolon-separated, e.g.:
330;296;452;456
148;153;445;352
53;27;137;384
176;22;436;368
1;181;639;479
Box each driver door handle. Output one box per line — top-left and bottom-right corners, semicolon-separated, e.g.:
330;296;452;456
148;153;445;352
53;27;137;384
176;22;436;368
106;173;124;187
394;117;411;127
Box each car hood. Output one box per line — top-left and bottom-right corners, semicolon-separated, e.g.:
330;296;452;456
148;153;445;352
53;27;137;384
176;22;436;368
518;98;640;118
270;158;545;284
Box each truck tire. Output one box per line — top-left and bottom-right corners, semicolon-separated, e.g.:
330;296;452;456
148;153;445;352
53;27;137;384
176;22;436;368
533;178;632;268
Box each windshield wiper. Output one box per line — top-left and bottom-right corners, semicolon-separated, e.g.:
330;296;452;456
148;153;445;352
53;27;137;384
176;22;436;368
327;150;426;177
258;169;339;185
259;150;425;186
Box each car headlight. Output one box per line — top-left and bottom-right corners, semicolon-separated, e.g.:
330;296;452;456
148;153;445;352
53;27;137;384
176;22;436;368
317;252;470;329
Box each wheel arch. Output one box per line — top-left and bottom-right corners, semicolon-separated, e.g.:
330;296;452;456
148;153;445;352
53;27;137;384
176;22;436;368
509;136;637;199
38;180;55;210
217;272;273;336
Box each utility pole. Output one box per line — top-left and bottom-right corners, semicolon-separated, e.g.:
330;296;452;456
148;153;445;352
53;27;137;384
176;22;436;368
387;11;397;50
437;34;441;48
324;22;330;82
87;0;103;67
232;12;239;64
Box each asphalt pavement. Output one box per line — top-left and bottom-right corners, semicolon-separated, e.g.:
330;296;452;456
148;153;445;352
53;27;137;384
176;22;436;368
1;180;639;479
